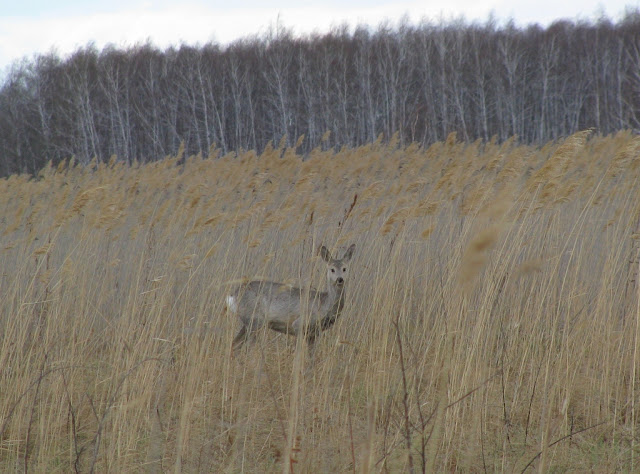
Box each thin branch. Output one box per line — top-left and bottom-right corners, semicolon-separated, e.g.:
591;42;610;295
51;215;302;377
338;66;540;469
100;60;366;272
519;421;608;473
88;357;166;474
393;318;414;474
24;354;48;474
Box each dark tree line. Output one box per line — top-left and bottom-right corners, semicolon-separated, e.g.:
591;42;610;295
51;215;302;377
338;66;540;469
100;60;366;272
2;13;640;176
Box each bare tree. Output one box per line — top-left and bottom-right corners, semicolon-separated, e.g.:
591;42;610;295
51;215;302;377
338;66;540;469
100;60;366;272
1;13;640;175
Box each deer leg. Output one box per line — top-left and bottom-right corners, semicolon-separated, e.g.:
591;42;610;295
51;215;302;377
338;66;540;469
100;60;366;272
305;326;321;365
231;325;248;352
306;329;318;346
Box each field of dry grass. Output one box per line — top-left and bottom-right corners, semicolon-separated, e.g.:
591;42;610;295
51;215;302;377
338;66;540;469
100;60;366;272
1;130;640;472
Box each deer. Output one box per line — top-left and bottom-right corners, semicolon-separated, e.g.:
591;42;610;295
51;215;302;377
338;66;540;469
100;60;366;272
226;244;356;352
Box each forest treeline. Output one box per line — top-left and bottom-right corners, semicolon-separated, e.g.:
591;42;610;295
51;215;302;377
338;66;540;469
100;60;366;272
1;13;640;176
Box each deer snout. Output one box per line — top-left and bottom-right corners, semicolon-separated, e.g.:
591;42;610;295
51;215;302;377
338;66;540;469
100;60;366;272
336;277;344;285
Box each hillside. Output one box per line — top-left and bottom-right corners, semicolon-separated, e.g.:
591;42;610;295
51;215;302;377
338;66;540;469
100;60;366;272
2;15;640;176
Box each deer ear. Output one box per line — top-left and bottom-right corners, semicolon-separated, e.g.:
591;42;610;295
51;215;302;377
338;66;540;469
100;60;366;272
319;245;332;262
343;244;356;261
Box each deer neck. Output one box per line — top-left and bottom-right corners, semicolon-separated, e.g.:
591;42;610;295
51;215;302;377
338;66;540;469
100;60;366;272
320;280;345;330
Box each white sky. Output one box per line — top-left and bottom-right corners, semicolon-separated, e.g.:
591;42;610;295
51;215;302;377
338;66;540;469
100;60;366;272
0;1;637;77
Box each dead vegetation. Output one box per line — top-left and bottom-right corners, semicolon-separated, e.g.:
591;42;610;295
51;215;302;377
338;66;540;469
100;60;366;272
1;130;640;471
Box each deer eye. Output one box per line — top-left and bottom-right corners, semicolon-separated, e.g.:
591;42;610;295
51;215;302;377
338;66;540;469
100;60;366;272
331;268;335;273
343;268;347;272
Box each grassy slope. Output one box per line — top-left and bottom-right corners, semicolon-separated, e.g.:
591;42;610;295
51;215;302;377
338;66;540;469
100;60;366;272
1;131;640;471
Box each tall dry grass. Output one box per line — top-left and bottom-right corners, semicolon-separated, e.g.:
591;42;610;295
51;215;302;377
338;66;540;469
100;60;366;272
1;130;640;472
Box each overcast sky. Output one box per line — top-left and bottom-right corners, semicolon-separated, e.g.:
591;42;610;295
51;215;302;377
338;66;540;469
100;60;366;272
1;0;637;77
